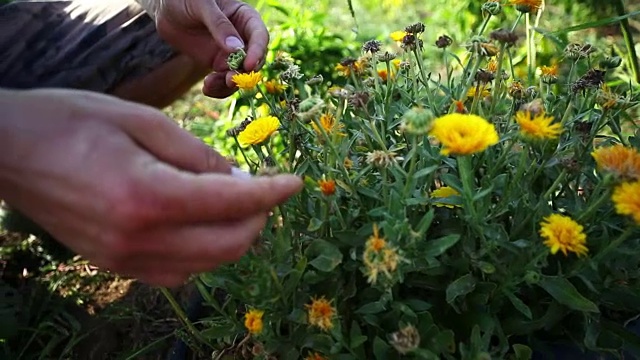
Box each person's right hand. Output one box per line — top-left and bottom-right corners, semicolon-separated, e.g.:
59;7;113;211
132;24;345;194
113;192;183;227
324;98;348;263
0;88;302;287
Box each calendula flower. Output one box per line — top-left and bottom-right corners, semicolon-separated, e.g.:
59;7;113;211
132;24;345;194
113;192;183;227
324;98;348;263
390;30;407;42
311;113;344;137
487;58;499;73
467;84;491;99
335;57;367;77
366;224;387;251
264;79;287;94
511;0;542;13
592;144;640;180
244;309;264;335
539;214;588;257
430;186;461;208
344;157;354;170
306;296;336;331
540;64;559;84
377;69;390;81
612;181;640;224
237;116;280;146
317;177;336;196
232;71;262;90
514;111;562;140
304;353;328;360
429;114;499;155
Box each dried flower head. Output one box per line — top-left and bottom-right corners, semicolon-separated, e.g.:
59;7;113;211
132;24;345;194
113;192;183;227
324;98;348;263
280;64;304;82
429;114;499;155
306;74;324;86
571;69;606;94
336;57;367;77
564;43;597;60
390;324;421;355
540;214;588;257
362;39;382;54
405;22;426;35
380;51;398;62
508;80;525;99
435;34;453;49
348;91;371;109
489;28;518;46
475;69;495;84
366;150;400;168
401;33;423;51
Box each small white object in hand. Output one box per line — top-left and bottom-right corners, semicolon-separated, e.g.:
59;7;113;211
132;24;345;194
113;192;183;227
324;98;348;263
231;167;252;179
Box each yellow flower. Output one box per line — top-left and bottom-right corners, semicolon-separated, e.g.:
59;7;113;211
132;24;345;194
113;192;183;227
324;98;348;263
264;79;287;94
612;181;640;225
317;177;336;196
514;111;562;140
429;114;499;155
539;214;588;257
487;58;498;73
430;186;461;208
344;157;354;170
390;31;407;42
304;353;328;360
311;113;344;137
540;64;558;77
232;71;262;90
511;0;542;13
335;57;367;77
391;59;402;69
467;84;491;99
244;309;264;335
306;296;336;331
237;116;280;146
591;144;640;180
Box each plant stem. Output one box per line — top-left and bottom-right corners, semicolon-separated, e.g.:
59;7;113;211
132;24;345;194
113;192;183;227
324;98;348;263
592;227;635;263
543;169;567;200
613;0;640;83
159;287;209;347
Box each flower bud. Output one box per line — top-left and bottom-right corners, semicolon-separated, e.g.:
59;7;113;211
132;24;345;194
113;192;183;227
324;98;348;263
482;0;502;16
599;56;622;69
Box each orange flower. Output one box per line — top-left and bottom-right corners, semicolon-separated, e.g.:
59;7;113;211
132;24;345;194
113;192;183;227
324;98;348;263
306;297;336;331
318;177;336;196
592;144;640;180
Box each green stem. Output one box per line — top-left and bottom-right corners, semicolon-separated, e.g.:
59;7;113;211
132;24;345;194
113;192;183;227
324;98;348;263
159;287;209;347
511;12;524;32
592;227;635;263
402;135;419;199
456;55;482;106
543;170;567;200
477;14;492;36
458;155;481;226
613;0;640;83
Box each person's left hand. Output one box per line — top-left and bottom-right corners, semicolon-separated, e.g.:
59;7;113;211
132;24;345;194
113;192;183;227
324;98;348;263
154;0;269;98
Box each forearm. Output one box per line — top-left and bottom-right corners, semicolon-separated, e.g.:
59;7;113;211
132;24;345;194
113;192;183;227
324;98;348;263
135;0;162;19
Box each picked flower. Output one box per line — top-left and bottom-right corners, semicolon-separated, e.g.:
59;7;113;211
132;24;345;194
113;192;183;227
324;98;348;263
244;308;264;335
237;116;280;146
430;186;461;208
514;110;562;140
612;181;640;225
539;214;588;257
591;144;640;181
429;114;499;156
232;71;262;91
305;296;336;331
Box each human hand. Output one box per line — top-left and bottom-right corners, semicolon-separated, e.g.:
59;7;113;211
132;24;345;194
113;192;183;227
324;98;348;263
154;0;269;98
0;89;302;287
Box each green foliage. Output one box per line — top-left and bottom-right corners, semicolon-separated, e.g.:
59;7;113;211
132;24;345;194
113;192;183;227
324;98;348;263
174;1;640;359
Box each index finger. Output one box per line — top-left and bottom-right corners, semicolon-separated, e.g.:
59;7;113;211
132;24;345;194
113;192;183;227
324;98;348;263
234;6;269;71
149;166;302;223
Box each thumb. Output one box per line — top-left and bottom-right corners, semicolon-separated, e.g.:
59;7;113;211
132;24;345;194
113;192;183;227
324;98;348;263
117;104;231;174
196;0;245;54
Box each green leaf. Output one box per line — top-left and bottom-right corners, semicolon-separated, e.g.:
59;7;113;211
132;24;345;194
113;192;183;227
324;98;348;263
307;218;323;232
413;165;439;179
538;276;599;313
305;239;343;272
424;234;461;258
512;344;533;360
504;291;533;320
550;11;640;35
373;337;391;360
404;299;432;312
349;321;368;354
355;301;386;314
446;274;477;304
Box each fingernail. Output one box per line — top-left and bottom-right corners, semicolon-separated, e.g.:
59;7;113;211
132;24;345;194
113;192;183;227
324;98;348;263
231;167;252;179
225;36;245;50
